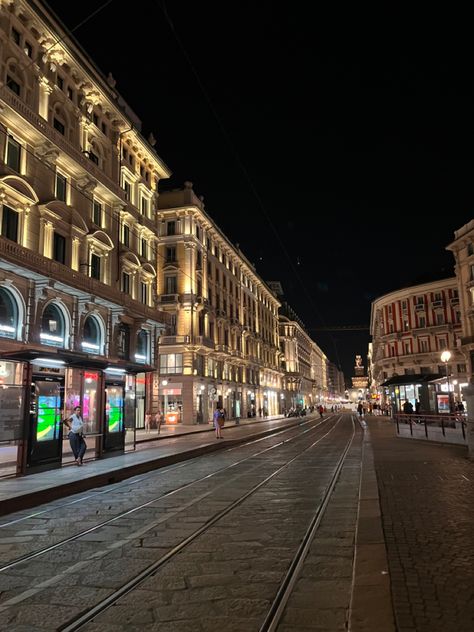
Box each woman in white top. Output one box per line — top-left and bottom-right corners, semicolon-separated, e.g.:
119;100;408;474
63;405;86;466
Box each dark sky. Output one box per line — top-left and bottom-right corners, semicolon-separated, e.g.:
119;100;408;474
44;1;474;379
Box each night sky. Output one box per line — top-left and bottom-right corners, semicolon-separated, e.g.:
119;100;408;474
44;1;474;379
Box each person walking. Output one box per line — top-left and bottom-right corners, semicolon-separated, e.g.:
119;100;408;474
63;405;87;466
357;402;364;418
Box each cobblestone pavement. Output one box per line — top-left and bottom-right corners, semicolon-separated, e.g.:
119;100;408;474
368;417;474;632
0;415;358;630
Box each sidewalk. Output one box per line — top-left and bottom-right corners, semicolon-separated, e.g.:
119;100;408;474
366;415;474;632
0;414;304;517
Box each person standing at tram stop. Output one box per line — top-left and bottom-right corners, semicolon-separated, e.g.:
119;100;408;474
62;405;87;466
213;407;223;439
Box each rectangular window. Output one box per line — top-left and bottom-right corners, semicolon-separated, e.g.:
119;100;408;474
101;122;107;136
67;86;74;101
123;180;131;201
140;196;148;215
24;41;33;57
141;238;147;259
166;246;176;263
55;172;67;202
404;342;411;355
1;205;19;242
468;243;474;256
420;339;429;353
438;338;447;350
6;75;20;95
6;136;21;171
57;75;64;90
11;27;20;45
165;275;177;294
122;224;130;247
140;282;148;304
122;272;130;294
436;312;445;325
90;254;101;280
89;151;99;166
418;316;426;328
53;232;66;264
167;221;176;236
93;113;99;126
457;363;467;373
159;353;183;374
53;117;65;135
92;200;102;226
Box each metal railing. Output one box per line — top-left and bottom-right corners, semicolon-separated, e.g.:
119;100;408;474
394;413;467;441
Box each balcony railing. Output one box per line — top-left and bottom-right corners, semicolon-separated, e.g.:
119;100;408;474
1;86;126;202
158;294;179;303
0;237;172;325
194;335;215;349
159;335;190;345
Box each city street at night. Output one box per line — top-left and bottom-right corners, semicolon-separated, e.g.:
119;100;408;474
0;415;473;631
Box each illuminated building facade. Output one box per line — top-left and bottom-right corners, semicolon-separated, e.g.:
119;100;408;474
0;0;171;474
370;278;466;412
156;183;284;424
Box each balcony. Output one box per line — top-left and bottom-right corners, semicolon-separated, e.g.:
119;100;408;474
158;294;179;303
451;297;460;306
432;300;444;308
460;335;474;346
159;335;190;345
415;303;425;311
1;86;126;202
194;335;215;349
0;237;171;325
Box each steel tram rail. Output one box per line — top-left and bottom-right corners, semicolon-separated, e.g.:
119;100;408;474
56;416;346;631
0;415;334;573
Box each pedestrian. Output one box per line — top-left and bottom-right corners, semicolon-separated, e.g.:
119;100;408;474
258;407;262;417
62;405;87;466
357;402;363;418
402;400;413;415
415;399;421;414
318;404;324;418
213;407;223;439
156;410;164;434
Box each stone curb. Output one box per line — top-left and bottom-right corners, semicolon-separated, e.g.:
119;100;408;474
349;424;396;631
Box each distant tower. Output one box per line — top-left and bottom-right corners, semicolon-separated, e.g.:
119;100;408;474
351;354;368;390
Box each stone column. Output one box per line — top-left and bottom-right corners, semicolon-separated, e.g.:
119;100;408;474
462;383;474;459
38;77;52;120
42;219;54;257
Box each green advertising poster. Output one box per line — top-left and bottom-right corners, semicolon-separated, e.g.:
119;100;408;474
37;395;60;442
107;390;123;433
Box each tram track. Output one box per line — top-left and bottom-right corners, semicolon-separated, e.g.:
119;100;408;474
0;415;323;530
0;415;333;573
57;415;349;631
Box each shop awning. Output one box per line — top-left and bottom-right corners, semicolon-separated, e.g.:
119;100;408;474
381;373;444;387
0;348;155;374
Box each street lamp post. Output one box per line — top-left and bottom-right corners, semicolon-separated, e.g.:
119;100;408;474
440;350;452;412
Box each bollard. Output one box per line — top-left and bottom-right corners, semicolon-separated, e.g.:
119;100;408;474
462;383;474;459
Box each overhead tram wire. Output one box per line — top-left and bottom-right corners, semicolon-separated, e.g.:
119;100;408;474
158;1;344;370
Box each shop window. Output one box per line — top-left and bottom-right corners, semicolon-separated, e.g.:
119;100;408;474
160;353;183;374
82;315;103;354
136;329;149;363
40;303;66;347
0;287;19;339
6;136;21;172
1;205;19;242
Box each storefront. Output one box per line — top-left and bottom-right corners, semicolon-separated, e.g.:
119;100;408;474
381;373;444;414
0;349;153;476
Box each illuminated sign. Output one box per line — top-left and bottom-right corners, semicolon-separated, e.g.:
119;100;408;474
106;388;123;433
36;395;61;441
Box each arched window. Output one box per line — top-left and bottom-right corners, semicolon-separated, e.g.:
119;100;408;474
0;287;18;339
40;303;66;347
135;329;149;363
82;315;104;354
